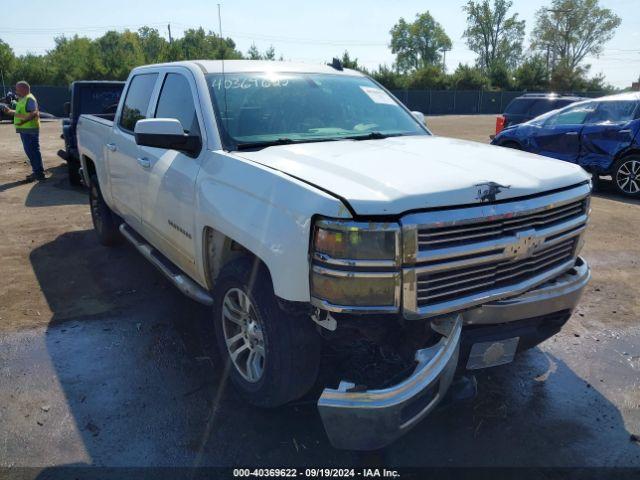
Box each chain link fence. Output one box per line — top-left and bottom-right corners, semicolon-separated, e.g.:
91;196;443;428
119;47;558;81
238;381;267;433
390;89;607;115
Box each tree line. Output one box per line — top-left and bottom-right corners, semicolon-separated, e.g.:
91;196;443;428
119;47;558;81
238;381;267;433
0;0;624;93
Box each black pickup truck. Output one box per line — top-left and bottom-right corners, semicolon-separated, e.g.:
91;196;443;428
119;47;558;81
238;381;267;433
58;81;124;185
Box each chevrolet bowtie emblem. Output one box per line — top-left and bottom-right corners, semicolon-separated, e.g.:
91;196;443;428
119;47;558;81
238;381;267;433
506;229;541;261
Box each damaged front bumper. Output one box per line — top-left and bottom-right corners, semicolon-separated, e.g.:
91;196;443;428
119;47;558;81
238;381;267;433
317;257;590;450
318;315;462;450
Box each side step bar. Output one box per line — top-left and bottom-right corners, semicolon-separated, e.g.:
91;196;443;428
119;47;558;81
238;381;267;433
119;223;213;306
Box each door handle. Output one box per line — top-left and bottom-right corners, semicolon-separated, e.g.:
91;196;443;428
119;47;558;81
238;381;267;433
619;129;632;134
137;157;151;168
106;143;117;152
565;131;579;136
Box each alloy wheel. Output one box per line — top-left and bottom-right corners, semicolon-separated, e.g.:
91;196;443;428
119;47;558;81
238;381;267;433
616;159;640;194
221;287;265;383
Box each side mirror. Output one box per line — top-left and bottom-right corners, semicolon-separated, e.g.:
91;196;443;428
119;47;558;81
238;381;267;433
63;102;71;117
134;118;201;156
411;111;426;125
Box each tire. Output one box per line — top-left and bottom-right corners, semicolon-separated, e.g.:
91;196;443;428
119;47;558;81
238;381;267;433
89;174;120;246
612;155;640;197
67;158;82;186
212;257;321;407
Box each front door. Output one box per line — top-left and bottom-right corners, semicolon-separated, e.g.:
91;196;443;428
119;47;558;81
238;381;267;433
532;102;597;163
136;71;204;277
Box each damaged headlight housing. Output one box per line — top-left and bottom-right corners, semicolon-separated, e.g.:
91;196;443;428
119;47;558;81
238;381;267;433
310;218;401;312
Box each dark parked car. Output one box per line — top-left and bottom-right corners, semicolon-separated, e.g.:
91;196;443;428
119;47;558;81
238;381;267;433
58;81;125;185
495;93;586;135
492;92;640;197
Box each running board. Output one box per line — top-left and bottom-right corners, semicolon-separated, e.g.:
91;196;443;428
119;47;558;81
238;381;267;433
119;223;213;306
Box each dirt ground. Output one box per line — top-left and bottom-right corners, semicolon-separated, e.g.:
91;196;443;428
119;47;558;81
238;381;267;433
1;116;639;471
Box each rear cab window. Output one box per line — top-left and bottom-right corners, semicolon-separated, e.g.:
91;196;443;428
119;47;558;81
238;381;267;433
528;100;557;118
504;99;534;115
118;73;159;133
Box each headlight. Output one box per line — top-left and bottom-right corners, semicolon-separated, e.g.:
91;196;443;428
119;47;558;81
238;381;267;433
310;218;401;312
312;219;400;266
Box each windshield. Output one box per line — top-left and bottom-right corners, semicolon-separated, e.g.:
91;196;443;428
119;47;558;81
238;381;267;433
207;72;428;149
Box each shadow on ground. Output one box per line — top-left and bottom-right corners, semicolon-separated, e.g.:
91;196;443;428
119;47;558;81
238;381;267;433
23;164;87;208
10;227;636;472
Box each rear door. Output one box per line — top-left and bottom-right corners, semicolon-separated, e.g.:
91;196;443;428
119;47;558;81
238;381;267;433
579;100;640;173
108;73;159;229
530;102;597;163
136;69;205;277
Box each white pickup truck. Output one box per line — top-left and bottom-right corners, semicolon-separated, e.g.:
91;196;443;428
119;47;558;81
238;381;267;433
77;60;591;450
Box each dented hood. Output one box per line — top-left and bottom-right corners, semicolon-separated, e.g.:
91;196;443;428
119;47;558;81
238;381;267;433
235;135;590;216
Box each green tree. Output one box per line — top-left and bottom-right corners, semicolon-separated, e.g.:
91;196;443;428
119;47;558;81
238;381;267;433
339;50;363;71
263;45;276;60
370;64;405;90
247;43;262;60
514;55;549;91
10;54;49;86
138;27;168;63
95;31;145;80
48;35;104;84
532;0;621;71
0;39;15;86
404;65;450;89
489;62;513;89
462;0;525;71
175;28;242;60
450;64;490;90
390;12;452;72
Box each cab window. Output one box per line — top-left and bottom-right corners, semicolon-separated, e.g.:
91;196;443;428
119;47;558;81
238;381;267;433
118;73;158;132
155;73;200;135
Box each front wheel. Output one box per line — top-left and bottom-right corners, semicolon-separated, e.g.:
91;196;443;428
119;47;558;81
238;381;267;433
212;258;321;407
612;155;640;197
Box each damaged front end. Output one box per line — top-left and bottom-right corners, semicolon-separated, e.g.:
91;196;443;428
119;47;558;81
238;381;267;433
317;315;462;450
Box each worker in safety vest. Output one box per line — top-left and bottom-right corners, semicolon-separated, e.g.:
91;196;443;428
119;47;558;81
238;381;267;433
2;81;45;182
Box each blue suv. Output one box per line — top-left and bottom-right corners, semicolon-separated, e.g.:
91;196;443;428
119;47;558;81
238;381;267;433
492;93;640;197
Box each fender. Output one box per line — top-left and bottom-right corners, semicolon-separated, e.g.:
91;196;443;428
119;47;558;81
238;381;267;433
193;151;351;302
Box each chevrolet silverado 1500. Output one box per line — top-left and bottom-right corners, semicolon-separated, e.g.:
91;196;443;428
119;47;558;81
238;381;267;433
77;60;591;450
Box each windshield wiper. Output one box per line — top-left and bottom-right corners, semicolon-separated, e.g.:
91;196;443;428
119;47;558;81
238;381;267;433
344;132;407;141
235;137;340;151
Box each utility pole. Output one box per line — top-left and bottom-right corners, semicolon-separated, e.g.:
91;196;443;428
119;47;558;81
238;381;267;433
441;47;450;73
167;23;173;44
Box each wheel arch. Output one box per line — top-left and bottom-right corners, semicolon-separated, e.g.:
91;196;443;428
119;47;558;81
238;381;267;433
202;226;275;293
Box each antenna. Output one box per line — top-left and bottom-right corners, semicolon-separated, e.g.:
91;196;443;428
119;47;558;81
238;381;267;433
218;3;229;141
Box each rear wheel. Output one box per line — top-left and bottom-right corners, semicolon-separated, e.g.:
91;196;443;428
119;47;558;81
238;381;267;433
67;157;82;186
212;257;321;407
612;155;640;197
89;174;120;246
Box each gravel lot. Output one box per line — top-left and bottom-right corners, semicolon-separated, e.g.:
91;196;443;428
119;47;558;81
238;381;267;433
0;116;639;471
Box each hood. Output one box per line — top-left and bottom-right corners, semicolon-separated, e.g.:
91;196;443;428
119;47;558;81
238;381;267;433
235;135;590;216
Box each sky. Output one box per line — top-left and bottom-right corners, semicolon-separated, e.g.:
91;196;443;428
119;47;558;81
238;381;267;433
2;0;639;88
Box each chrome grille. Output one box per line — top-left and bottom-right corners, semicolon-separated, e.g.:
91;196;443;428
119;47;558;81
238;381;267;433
417;198;588;250
402;183;591;319
416;238;577;306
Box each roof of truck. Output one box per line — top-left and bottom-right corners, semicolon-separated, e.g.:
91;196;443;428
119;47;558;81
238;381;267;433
134;60;365;76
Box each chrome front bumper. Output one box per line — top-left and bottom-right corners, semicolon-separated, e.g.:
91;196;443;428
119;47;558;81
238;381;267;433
317;257;590;450
318;315;462;451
